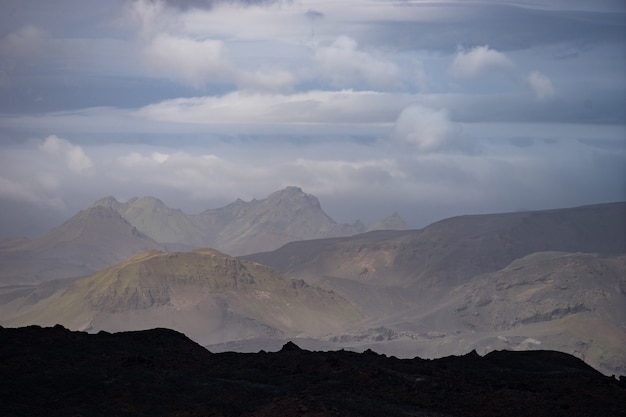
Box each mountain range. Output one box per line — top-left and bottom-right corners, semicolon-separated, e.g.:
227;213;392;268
243;202;626;375
0;186;405;286
92;186;405;255
0;188;624;376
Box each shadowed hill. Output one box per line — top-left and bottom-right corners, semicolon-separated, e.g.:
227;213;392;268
244;202;626;288
1;325;624;417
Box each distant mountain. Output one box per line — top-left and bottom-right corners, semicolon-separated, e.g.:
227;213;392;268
0;248;362;345
0;206;164;285
367;212;409;231
245;202;626;288
93;196;208;249
93;186;367;255
3;200;625;376
243;202;626;375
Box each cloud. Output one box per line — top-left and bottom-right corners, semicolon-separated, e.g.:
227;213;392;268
390;105;470;154
135;90;413;125
162;0;284;11
236;67;295;92
313;35;400;89
0;26;47;87
0;177;41;204
113;148;402;205
142;33;231;87
449;45;515;78
305;9;324;21
0;26;46;61
130;0;298;91
39;135;93;174
527;70;555;100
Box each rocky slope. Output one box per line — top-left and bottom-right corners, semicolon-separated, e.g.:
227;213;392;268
1;325;624;417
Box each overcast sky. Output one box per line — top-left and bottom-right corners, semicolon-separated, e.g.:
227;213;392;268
0;0;625;237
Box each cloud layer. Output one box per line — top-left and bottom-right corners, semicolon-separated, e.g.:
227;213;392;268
0;0;624;236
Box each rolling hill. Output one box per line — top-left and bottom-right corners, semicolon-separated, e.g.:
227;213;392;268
0;248;363;346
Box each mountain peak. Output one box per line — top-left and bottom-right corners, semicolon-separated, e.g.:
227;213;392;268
82;187;369;255
368;212;410;231
280;341;303;352
268;186;321;210
128;196;168;210
284;185;303;192
92;196;122;210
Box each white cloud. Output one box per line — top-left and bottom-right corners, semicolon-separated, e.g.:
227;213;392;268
390;105;469;154
135;89;414;125
313;35;400;89
112;148;404;205
151;152;170;163
449;45;515;78
236;67;296;92
40;135;94;174
143;33;231;87
128;0;175;39
527;70;555;101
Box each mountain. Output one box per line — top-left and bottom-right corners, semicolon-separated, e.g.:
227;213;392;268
0;248;362;345
199;187;367;255
243;202;626;375
93;196;209;249
2;325;624;417
245;202;626;288
93;186;367;255
0;206;164;286
2;200;625;376
367;212;409;231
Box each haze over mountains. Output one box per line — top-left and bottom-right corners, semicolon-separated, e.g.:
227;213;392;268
0;186;401;286
0;187;624;376
244;202;626;375
0;206;164;285
92;186;398;256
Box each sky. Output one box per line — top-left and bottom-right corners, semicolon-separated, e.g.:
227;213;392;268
0;0;625;237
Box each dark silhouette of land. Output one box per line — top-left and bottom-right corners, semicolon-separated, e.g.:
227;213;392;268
1;325;624;416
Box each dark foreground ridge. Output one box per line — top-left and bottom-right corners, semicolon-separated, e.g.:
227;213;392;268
1;326;625;417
